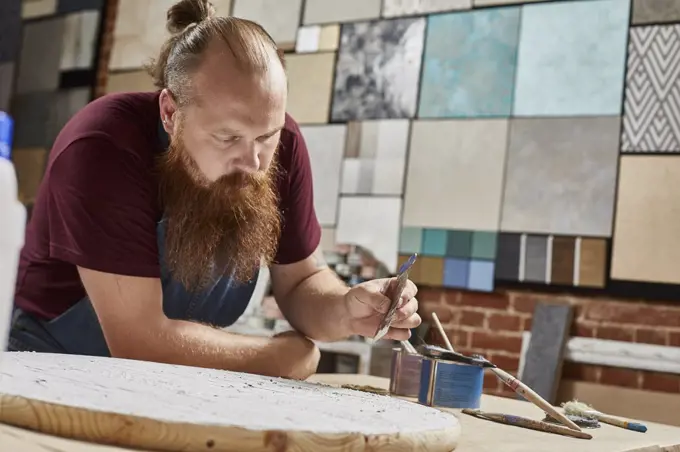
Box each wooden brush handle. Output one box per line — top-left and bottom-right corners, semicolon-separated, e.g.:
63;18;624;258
462;410;592;440
598;414;647;433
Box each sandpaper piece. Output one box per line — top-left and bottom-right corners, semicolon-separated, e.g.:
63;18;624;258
519;302;573;404
0;0;22;63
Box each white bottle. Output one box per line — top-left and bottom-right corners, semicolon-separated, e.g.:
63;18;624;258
0;112;26;354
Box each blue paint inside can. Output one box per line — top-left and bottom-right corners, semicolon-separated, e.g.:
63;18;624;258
418;357;484;409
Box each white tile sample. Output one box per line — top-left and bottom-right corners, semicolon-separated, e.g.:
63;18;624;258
303;0;381;25
60;10;100;71
232;0;302;48
382;0;471;17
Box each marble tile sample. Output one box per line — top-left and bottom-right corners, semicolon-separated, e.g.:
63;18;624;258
11;91;57;148
578;238;607;288
382;0;470;17
286;52;336;124
47;88;90;144
513;0;630;116
523;234;548;283
467;260;494;292
399;227;423;254
633;0;680;24
106;70;156;93
443;258;469;288
17;17;65;94
296;25;340;53
232;0;302;50
418;7;521;118
332;18;425;120
303;0;381;25
403;119;508;231
60;10;100;71
0;63;15;112
336;196;402;272
501;117;620;237
622;25;680;153
611;156;680;285
299;124;346;226
0;0;21;63
57;0;103;13
494;232;521;281
550;236;576;286
22;0;57;19
11;147;48;202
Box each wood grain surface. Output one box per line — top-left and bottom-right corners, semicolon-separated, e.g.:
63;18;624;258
0;352;460;451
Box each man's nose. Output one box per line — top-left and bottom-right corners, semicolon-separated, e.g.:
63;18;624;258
232;141;260;174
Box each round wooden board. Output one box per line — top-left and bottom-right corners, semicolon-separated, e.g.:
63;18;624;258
0;352;461;451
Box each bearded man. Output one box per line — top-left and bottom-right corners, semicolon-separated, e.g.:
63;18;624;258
9;0;420;379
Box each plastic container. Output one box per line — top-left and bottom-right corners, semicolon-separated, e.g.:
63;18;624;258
0;112;26;353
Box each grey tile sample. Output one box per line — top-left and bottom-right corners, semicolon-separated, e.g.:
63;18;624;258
47;88;90;143
494;232;521;281
501;117;620;237
57;0;104;13
16;17;65;94
0;0;22;62
633;0;680;24
331;18;425;120
11;91;57;148
524;235;547;283
0;62;15;112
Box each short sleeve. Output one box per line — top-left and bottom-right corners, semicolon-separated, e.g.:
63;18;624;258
47;136;161;277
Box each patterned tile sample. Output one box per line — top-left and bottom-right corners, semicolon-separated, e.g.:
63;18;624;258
494;232;521;281
46;88;90;144
633;0;680;25
11;148;48;202
106;70;156;93
332;18;425;120
382;0;470;17
17;17;65;94
418;8;521;118
341;119;409;195
0;63;15;112
578;238;607;288
11;91;57;148
550;236;576;285
0;0;22;62
399;227;422;254
299;125;346;226
60;10;100;71
57;0;103;13
443;258;469;288
232;0;302;51
611;156;680;284
296;25;340;53
403;119;508;231
501;118;620;237
22;0;57;19
336;196;402;272
303;0;381;25
622;25;680;152
523;234;548;283
468;260;494;292
286;53;336;124
513;0;630;116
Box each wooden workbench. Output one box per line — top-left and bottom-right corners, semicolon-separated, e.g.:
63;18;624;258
3;373;680;452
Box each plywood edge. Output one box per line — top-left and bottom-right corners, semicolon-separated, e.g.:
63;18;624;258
0;393;461;452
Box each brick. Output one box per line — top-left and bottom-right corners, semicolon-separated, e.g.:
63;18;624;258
483;372;500;391
460;309;486;327
571;322;596;338
670;331;680;347
521;317;532;331
584;302;680;328
600;367;640;389
596;325;634;342
417;287;445;304
641;372;680;393
488;313;522;331
442;329;470;349
442;289;462;306
511;295;539;314
562;362;600;382
470;331;522;354
460;292;510;311
487;353;520;372
419;302;453;324
635;328;668;346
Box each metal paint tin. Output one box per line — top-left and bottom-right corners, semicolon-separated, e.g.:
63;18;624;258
418;357;484;409
389;348;423;397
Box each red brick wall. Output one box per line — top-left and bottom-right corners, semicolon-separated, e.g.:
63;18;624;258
418;288;680;398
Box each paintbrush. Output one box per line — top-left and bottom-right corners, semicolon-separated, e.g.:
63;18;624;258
400;340;417;354
429;313;582;432
563;400;647;433
462;409;593;440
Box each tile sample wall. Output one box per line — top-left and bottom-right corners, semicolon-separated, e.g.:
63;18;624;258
622;25;680;152
332;18;425;120
382;0;471;16
403;119;508;231
303;0;382;25
501;117;620;237
231;0;302;51
295;25;340;53
286;52;336;124
418;7;520;118
611;156;680;285
632;0;680;25
513;0;630;116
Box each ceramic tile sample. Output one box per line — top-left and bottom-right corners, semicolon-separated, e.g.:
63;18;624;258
443;258;469;288
336;196;402;272
341;119;410;195
11;148;48;202
523;234;548;283
622;25;680;153
501;117;620;237
57;0;103;13
11;92;57;148
60;10;100;71
403;119;508;231
0;63;15;112
513;0;630;116
332;18;425;120
296;25;340;53
417;256;445;286
495;232;521;281
22;0;57;19
471;231;497;260
418;8;521;118
1;0;21;63
106;70;156;93
299;125;346;226
232;0;302;50
578;238;607;288
633;0;680;24
611;156;680;284
303;0;381;25
422;229;447;256
382;0;470;17
400;227;423;254
16;17;65;94
47;88;90;144
446;230;472;258
467;260;494;292
550;236;576;285
473;0;542;4
286;52;335;124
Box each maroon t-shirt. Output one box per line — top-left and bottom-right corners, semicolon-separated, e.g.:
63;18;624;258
14;92;321;320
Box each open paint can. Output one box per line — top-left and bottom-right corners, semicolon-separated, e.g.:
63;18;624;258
389;348;423;397
418;357;484;409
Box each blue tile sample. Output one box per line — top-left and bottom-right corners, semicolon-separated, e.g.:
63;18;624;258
443;258;470;288
418;7;521;118
467;260;495;292
422;229;448;256
400;227;423;253
513;0;630;116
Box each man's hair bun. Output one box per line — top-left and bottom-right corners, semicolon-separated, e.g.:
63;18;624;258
166;0;215;35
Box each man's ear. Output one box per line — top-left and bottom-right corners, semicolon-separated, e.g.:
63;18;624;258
159;89;178;133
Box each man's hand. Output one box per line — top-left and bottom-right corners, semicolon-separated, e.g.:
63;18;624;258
343;278;421;340
270;331;321;380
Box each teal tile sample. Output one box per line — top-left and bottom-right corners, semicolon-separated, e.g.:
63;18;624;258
468;260;495;291
471;231;498;259
446;230;472;258
422;228;448;256
418;7;521;118
513;0;630;116
400;227;423;253
443;258;470;288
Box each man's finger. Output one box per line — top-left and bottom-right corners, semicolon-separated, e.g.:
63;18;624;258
383;327;412;341
391;312;422;330
399;279;418;303
395;297;418;320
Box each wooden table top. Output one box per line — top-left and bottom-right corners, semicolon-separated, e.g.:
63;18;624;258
2;372;680;452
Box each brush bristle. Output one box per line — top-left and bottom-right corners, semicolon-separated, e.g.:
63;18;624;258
562;400;598;419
